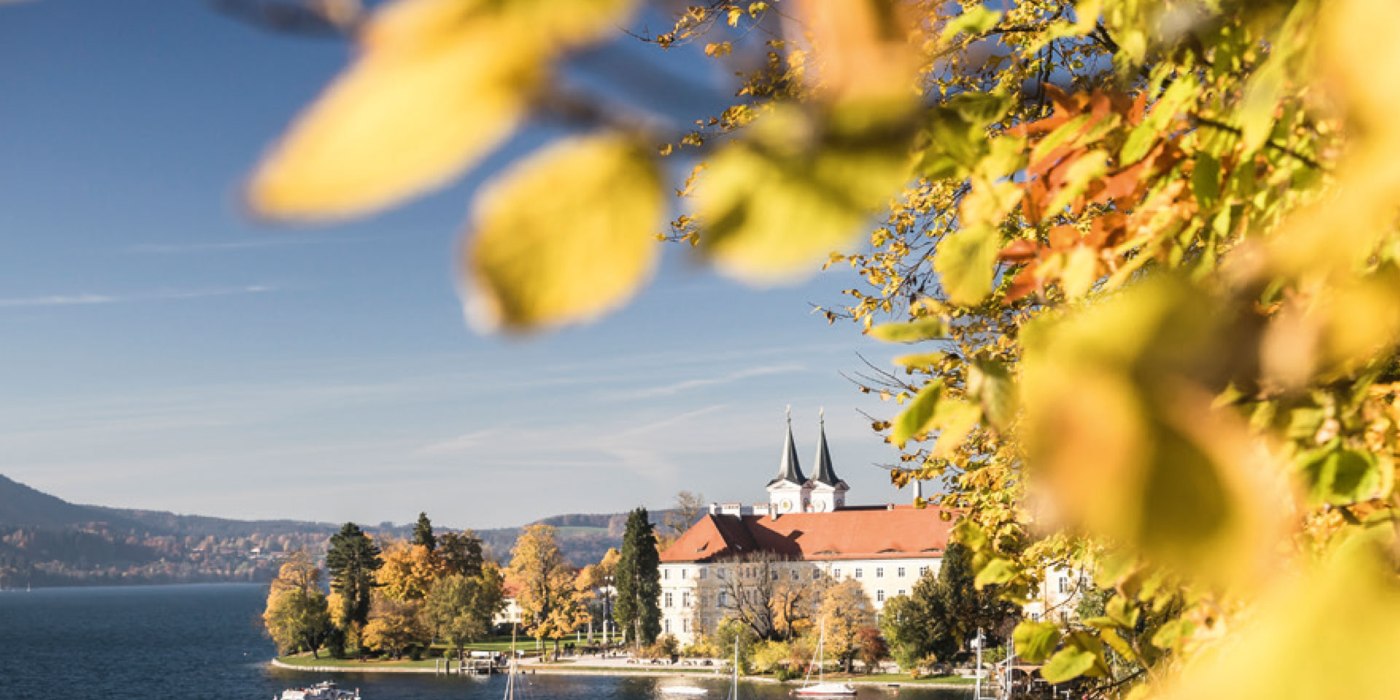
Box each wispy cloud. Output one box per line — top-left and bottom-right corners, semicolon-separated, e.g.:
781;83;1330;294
0;284;277;309
597;364;807;401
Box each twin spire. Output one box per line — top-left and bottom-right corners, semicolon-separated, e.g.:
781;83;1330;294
768;407;846;489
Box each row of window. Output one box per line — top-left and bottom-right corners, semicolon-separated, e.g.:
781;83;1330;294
661;564;933;581
664;588;910;609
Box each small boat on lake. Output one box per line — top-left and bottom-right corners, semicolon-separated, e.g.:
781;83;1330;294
277;680;360;700
659;686;709;696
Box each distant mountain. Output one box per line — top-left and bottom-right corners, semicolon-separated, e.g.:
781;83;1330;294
0;474;678;588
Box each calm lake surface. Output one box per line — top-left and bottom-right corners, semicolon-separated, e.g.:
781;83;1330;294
0;584;971;700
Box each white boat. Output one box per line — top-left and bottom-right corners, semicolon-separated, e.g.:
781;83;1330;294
660;686;709;696
277;680;360;700
792;620;856;697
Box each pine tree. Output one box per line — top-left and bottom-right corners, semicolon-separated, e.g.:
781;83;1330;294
612;507;661;649
326;522;382;634
412;512;436;551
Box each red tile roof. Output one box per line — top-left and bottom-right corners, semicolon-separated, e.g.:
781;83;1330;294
659;505;955;563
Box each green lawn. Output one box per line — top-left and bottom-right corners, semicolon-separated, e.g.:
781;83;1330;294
276;653;441;669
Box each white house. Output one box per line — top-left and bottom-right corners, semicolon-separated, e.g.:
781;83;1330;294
656;414;953;644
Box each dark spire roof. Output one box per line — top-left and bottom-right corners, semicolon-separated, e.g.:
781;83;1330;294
767;407;806;488
810;409;848;490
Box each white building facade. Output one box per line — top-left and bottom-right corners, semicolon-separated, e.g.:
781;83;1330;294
656;414;955;645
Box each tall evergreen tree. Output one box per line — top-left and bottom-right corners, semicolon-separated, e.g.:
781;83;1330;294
612;507;661;648
326;522;382;633
438;530;485;577
412;512;437;551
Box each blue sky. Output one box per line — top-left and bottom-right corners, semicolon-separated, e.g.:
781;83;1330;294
0;1;913;528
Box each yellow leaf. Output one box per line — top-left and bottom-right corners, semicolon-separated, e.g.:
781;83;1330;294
891;380;942;448
931;399;981;459
464;135;662;332
1152;541;1400;700
248;0;640;221
934;225;1000;307
696;106;911;284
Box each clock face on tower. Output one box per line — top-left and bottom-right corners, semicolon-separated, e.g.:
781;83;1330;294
813;500;828;512
780;499;793;512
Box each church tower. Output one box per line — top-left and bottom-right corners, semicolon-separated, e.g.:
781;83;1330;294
766;409;811;514
806;410;849;512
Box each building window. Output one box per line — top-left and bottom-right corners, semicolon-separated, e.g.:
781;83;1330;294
1058;576;1071;594
812;569;820;580
682;592;690;608
682;568;688;579
683;618;689;633
833;568;841;578
718;592;728;606
855;568;863;579
665;593;674;608
700;569;707;580
876;567;884;578
772;570;778;580
664;569;670;580
665;619;671;633
791;569;798;580
898;589;905;597
919;566;929;576
717;568;725;580
897;567;905;577
877;590;885;602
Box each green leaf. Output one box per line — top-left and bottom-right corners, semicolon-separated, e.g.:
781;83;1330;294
940;7;1002;43
1040;646;1098;683
1192;152;1221;210
1297;446;1382;506
970;359;1016;430
974;557;1014;588
891;380;943;448
1013;620;1061;663
1239;58;1284;157
868;318;946;343
466;135;662;332
935;225;1001;307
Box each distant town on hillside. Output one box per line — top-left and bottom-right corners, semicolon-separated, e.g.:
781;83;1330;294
0;474;646;588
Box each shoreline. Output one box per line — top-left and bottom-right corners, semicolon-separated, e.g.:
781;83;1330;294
267;659;974;690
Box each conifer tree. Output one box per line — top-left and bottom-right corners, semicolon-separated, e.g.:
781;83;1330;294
412;512;436;551
325;522;382;634
612;507;661;649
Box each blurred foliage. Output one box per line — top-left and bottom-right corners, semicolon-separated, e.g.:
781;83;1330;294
248;0;1400;695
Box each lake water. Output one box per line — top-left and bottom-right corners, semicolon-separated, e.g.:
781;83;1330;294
0;584;971;700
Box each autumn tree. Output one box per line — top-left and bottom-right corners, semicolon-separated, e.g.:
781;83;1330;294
698;551;820;642
376;539;445;602
244;0;1400;696
855;627;888;675
412;512;436;551
438;530;485;578
262;553;333;658
818;579;875;673
612;508;661;648
422;563;506;655
507;524;588;659
325;522;381;637
361;594;428;659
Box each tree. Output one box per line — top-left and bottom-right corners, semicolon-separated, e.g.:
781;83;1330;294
507;524;587;659
612;507;661;649
262;553;332;658
411;512;437;551
855;627;887;675
376;539;445;602
817;579;875;673
438;530;485;578
361;593;427;659
659;491;706;548
698;551;821;642
325;522;381;636
422;565;506;654
933;543;1017;656
246;1;1400;696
